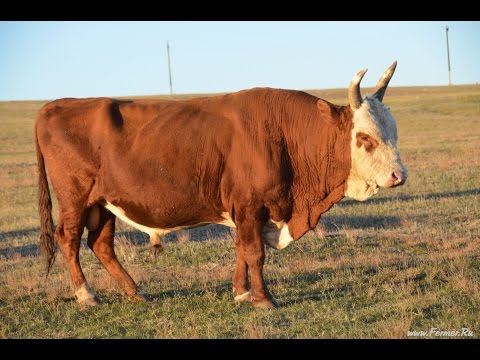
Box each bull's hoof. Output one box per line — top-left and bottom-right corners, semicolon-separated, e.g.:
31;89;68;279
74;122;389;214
78;296;100;310
234;291;251;303
127;291;150;303
76;284;100;309
151;244;163;257
252;298;279;309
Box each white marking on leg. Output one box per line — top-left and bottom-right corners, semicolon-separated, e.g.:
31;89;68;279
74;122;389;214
234;290;251;302
75;283;97;305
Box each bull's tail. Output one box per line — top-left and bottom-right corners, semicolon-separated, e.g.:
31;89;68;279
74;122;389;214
35;126;56;275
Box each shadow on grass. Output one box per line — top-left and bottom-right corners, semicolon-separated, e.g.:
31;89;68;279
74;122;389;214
0;228;40;259
167;224;234;242
143;269;354;307
0;224;234;259
141;274;356;308
116;230;150;245
0;243;39;258
0;227;38;241
273;259;434;307
149;281;233;303
116;224;234;244
338;188;479;207
321;215;401;231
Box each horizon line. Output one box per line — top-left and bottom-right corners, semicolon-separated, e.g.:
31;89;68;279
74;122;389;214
1;83;478;103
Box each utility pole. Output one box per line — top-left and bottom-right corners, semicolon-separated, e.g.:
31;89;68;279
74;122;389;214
445;26;452;86
166;41;173;95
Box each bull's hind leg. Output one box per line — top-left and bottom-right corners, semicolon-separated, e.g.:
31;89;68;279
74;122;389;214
55;212;99;308
87;206;146;302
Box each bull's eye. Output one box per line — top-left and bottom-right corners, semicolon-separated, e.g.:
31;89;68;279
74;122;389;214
356;132;378;152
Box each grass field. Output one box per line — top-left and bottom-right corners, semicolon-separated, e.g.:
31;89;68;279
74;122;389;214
0;85;479;338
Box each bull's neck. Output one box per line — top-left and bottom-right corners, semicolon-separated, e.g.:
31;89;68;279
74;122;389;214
275;93;354;239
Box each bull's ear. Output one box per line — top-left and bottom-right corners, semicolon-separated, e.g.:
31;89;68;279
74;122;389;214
317;99;342;125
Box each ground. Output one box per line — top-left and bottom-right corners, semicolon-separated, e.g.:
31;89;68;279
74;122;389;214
0;85;479;338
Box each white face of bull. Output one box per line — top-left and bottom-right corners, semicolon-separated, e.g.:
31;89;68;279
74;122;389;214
345;97;407;201
344;62;408;201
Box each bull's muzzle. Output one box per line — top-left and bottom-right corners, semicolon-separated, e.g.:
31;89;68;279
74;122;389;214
387;170;407;188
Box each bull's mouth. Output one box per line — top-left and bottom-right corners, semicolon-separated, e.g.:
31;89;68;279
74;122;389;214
381;177;406;189
382;171;408;188
345;176;381;201
366;180;380;194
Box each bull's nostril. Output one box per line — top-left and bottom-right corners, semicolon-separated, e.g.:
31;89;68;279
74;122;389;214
391;172;403;186
391;171;405;186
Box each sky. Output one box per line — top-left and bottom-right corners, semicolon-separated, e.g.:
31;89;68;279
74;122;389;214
0;21;479;101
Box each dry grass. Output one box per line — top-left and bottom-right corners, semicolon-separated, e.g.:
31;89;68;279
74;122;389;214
0;85;479;338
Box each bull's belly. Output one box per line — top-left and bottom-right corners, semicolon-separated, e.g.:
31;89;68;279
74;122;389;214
103;202;294;250
103;201;235;236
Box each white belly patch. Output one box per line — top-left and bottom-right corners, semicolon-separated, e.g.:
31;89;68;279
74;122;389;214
104;202;236;238
104;202;293;250
104;202;167;238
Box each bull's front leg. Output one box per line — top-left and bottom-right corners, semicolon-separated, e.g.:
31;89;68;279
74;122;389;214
233;241;251;303
233;240;252;302
234;207;278;309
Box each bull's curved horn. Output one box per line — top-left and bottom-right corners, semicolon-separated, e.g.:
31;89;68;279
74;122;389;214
373;61;397;102
349;68;368;110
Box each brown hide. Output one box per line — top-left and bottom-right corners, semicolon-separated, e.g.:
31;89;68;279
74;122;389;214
36;89;351;237
35;87;353;307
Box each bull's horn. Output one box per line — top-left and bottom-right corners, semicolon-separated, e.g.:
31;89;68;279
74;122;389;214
373;61;397;102
349;68;368;110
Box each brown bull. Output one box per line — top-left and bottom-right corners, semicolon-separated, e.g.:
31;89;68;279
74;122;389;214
35;62;406;308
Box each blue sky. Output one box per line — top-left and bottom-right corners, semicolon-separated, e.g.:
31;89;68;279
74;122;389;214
0;21;479;100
